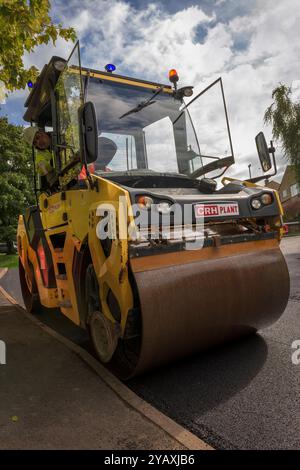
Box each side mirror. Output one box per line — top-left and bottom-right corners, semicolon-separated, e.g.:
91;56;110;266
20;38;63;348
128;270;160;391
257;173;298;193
79;101;98;164
255;132;272;172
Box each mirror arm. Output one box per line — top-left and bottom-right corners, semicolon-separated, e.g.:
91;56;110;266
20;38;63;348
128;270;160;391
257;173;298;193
269;140;277;176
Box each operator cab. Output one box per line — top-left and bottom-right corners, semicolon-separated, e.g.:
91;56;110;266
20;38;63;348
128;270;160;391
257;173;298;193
23;41;276;196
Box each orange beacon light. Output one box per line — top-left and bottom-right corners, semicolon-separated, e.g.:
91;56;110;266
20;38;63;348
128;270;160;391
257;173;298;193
169;69;179;84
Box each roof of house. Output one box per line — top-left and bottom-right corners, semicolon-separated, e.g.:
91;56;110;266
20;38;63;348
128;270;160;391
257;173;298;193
265;180;280;190
278;165;299;202
279;165;297;190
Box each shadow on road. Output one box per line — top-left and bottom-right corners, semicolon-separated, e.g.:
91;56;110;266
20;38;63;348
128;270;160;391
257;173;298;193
128;334;268;417
1;267;269;411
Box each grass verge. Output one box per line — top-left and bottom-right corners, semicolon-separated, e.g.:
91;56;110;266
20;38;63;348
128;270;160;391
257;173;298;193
0;254;18;269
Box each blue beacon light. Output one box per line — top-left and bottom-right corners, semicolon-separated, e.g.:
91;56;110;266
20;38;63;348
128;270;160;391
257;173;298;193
105;64;116;73
27;80;34;88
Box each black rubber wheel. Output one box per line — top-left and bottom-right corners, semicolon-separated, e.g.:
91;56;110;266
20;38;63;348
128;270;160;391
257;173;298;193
19;258;42;314
89;310;119;363
85;264;119;363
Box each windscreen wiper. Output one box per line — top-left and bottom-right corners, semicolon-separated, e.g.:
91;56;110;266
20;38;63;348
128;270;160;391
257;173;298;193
119;86;163;119
190;155;234;178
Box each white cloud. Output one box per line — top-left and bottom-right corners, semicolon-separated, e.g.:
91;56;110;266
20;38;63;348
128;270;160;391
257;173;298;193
292;80;300;102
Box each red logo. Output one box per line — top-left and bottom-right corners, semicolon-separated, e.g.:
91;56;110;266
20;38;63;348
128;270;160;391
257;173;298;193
195;203;239;218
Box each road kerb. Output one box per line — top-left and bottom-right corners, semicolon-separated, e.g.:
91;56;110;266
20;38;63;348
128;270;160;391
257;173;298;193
0;285;213;451
0;268;8;280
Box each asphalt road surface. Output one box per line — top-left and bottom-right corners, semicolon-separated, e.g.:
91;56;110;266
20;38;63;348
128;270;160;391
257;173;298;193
1;237;299;449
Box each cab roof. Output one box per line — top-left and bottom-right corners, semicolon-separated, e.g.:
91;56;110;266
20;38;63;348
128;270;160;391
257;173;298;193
23;56;172;124
23;56;65;124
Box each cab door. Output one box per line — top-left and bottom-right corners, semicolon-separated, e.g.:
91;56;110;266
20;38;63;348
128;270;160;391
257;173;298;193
173;77;234;179
41;41;85;325
55;40;84;188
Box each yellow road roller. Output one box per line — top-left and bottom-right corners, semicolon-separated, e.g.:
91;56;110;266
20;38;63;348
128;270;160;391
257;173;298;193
17;43;289;378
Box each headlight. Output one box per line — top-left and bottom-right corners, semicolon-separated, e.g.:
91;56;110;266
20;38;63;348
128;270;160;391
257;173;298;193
261;193;272;205
136;195;153;209
156;201;172;214
251;198;262;210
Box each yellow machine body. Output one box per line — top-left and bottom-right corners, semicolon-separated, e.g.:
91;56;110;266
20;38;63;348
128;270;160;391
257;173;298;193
17;50;290;378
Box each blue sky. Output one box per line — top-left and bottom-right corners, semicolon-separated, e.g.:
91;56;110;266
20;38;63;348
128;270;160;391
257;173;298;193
1;0;300;180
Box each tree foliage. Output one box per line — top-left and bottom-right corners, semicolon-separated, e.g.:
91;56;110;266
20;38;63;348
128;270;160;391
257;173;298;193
0;117;35;252
264;84;300;185
0;0;76;93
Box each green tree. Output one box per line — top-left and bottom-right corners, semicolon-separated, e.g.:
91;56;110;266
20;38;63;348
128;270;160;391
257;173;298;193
264;84;300;186
0;0;76;93
0;117;35;253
